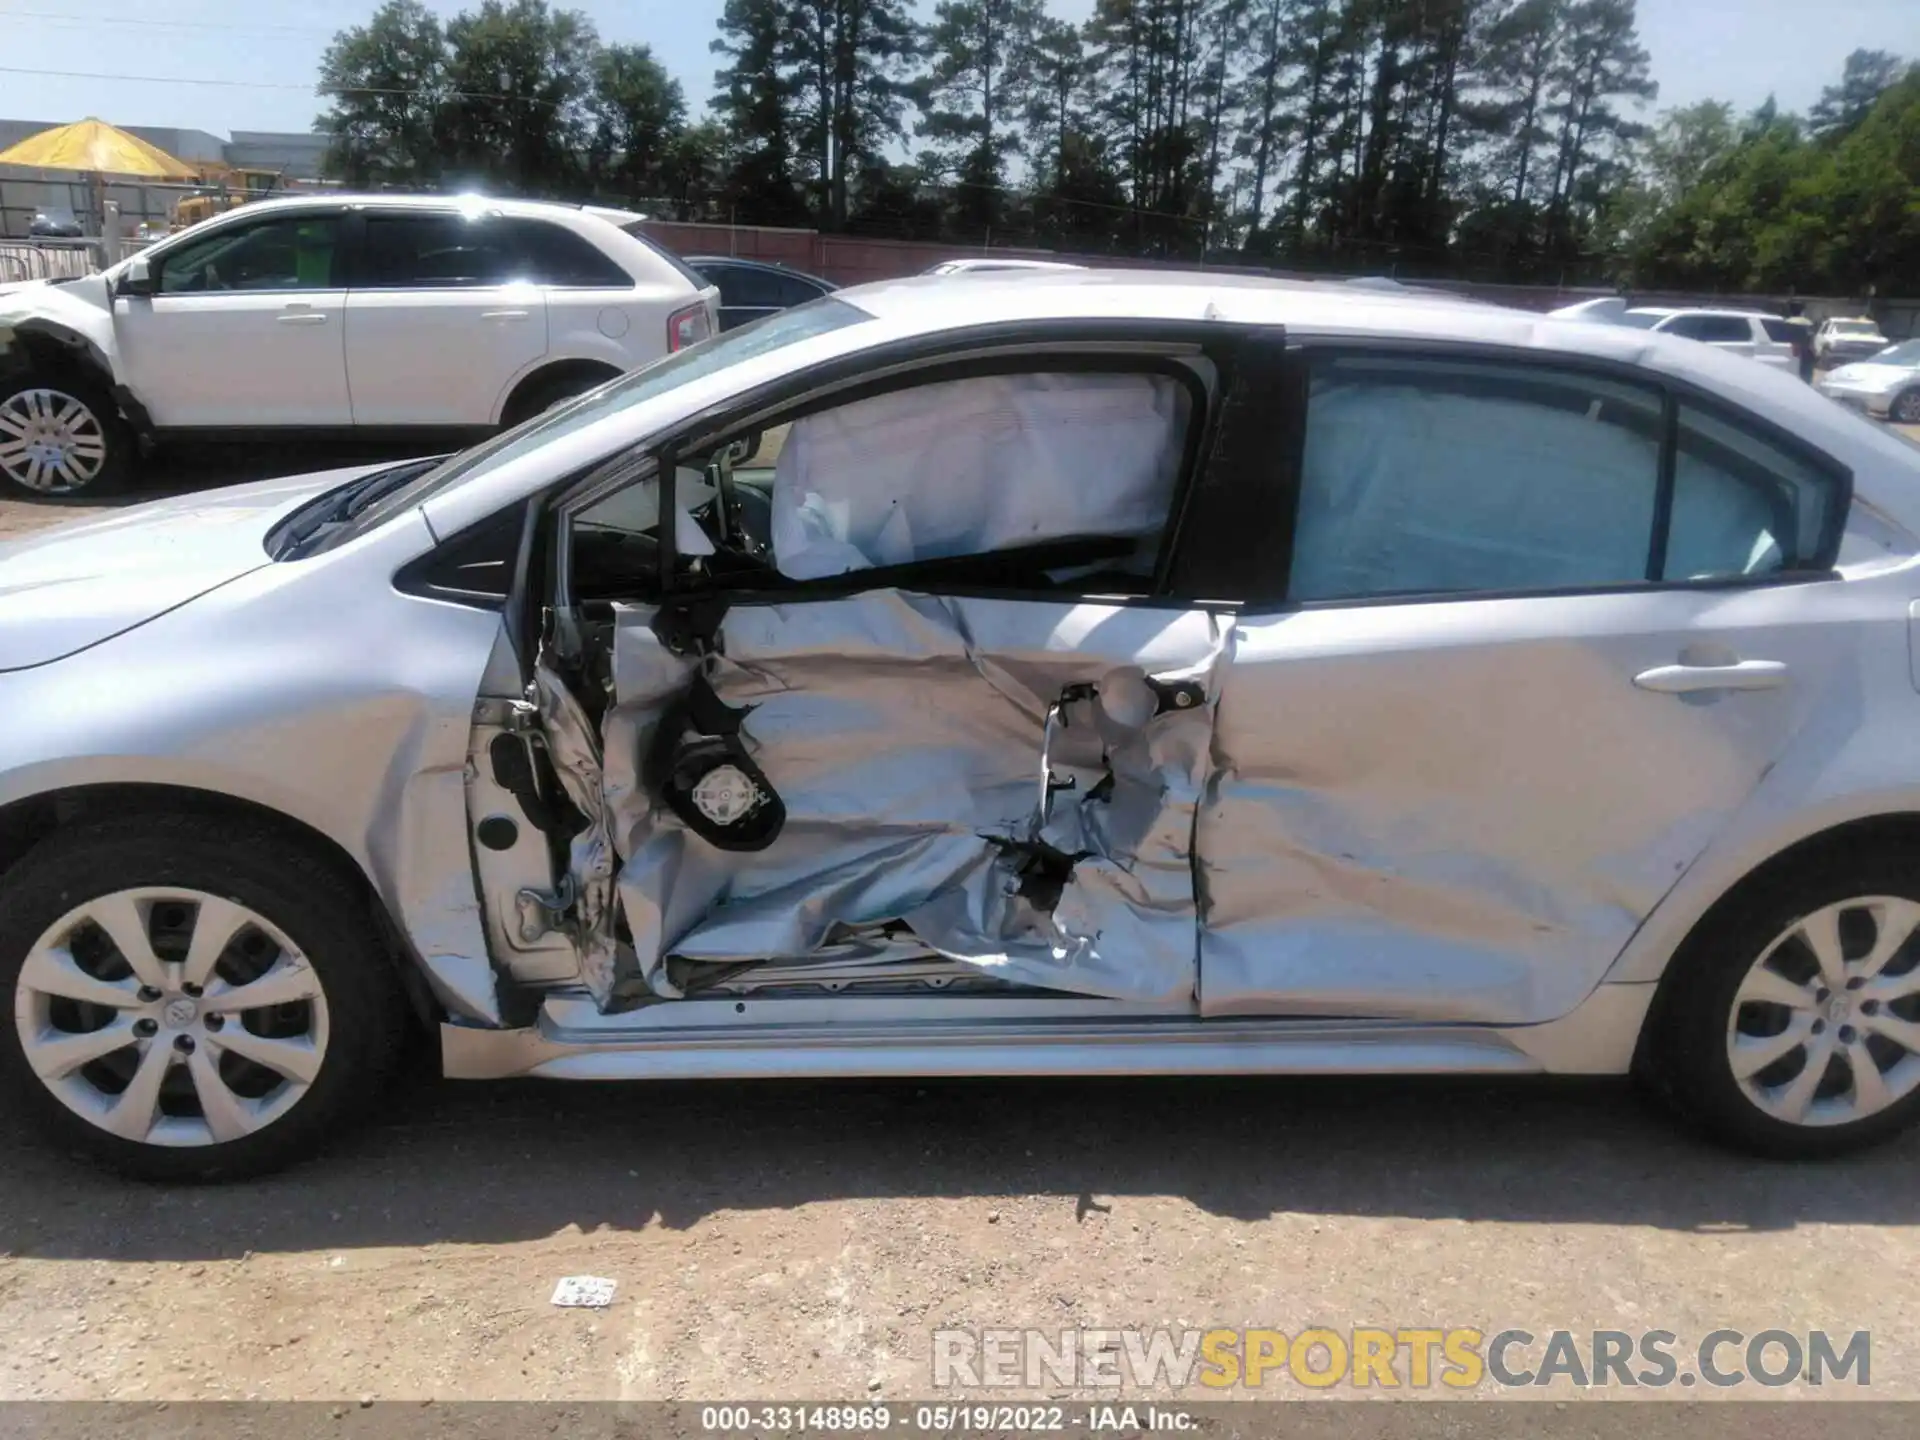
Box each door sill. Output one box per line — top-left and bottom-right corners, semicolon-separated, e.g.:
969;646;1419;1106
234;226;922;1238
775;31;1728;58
441;991;1548;1081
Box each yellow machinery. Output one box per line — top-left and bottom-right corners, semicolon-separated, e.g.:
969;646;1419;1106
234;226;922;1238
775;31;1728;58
170;167;289;231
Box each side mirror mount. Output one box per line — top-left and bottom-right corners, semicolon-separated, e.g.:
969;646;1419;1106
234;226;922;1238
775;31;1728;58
116;256;155;298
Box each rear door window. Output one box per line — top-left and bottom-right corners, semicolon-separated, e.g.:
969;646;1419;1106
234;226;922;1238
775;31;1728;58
1289;356;1665;599
1285;353;1850;602
712;265;789;308
1665;314;1753;343
360;213;515;288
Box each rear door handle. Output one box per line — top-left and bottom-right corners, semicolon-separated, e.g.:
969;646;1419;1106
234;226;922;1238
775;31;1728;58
1633;660;1790;694
276;311;328;325
481;309;531;321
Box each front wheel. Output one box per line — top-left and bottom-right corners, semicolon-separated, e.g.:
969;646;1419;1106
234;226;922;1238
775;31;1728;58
0;816;410;1181
1891;388;1920;426
0;372;133;497
1638;849;1920;1158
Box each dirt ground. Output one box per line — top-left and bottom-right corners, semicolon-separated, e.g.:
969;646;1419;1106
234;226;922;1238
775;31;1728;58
3;429;1920;1405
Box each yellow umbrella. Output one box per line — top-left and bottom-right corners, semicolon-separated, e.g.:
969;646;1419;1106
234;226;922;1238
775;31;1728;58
0;117;196;178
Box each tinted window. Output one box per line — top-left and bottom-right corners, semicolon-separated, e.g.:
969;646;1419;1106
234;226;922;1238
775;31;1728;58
1290;357;1665;600
361;213;516;287
157;213;345;292
361;214;623;288
1619;312;1664;329
773;272;831;305
1760;318;1799;343
501;219;631;287
708;264;789;308
1665;314;1752;343
1664;402;1840;581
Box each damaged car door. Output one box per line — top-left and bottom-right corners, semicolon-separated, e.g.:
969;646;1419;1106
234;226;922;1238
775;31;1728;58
1193;347;1853;1026
526;339;1250;1012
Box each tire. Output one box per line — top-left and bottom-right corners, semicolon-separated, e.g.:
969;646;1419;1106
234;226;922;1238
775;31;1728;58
1891;388;1920;426
0;369;133;498
0;815;409;1181
501;368;616;428
1636;845;1920;1158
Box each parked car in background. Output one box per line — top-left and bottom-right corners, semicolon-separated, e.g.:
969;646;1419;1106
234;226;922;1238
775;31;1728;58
0;194;718;497
925;257;1085;275
6;272;1920;1180
1817;339;1920;424
27;208;83;239
685;255;837;331
1815;317;1891;367
1620;307;1799;370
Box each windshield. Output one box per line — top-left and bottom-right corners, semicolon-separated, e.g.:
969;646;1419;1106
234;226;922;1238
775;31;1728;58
1870;340;1920;366
1833;321;1880;335
1619;312;1665;329
325;297;873;544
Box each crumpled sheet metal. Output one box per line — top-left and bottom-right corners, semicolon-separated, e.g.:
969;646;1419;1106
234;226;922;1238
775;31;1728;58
602;591;1226;1004
532;659;623;1007
1194;613;1813;1024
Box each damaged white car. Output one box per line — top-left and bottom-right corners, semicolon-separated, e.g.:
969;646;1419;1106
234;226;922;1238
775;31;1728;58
6;272;1920;1179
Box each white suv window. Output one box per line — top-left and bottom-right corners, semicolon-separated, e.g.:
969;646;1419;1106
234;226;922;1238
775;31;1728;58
156;213;346;293
359;213;630;289
1663;314;1753;344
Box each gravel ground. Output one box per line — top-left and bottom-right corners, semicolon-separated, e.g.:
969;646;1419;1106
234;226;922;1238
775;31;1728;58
2;427;1920;1405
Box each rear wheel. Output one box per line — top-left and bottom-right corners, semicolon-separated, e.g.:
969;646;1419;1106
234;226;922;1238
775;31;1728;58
0;816;408;1181
1638;849;1920;1157
0;372;132;497
501;367;618;427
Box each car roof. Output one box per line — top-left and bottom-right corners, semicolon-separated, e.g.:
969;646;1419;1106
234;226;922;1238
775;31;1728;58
420;266;1920;543
209;193;618;223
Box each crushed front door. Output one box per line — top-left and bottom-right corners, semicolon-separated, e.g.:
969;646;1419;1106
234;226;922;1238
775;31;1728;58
591;589;1227;1006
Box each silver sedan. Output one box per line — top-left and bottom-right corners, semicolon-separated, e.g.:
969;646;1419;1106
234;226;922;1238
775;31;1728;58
1817;338;1920;424
6;272;1920;1180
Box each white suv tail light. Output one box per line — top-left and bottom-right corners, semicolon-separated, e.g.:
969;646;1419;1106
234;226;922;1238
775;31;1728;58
668;302;712;352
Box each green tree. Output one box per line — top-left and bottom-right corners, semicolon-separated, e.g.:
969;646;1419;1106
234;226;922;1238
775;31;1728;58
711;0;810;224
917;0;1047;234
315;0;449;186
1808;48;1912;141
587;43;687;200
438;0;598;194
786;0;920;227
1539;0;1656;262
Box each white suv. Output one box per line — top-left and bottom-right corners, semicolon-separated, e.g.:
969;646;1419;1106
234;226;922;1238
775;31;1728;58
1813;316;1890;366
0;195;719;496
1619;308;1799;370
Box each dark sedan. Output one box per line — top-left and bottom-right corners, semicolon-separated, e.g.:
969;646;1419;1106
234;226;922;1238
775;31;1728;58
685;255;837;331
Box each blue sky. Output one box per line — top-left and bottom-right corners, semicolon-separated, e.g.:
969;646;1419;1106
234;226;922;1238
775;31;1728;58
0;0;1915;139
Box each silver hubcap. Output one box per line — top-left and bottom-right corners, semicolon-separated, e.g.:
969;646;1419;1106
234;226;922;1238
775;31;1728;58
0;387;109;493
14;888;329;1148
1895;391;1920;424
1727;896;1920;1127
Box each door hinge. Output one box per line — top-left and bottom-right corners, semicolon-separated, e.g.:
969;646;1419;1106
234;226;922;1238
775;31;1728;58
473;696;540;731
514;875;577;943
